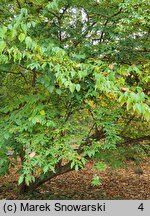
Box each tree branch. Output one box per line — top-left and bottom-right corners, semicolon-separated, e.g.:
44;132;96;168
16;0;21;9
27;161;73;192
23;126;106;193
32;70;37;87
92;8;123;43
0;70;29;85
0;70;19;75
119;136;150;146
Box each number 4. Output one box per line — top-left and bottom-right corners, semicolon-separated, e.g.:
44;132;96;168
138;203;144;211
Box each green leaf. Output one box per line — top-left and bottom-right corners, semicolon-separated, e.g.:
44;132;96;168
0;26;7;39
144;109;150;121
4;133;10;140
78;71;86;79
76;84;81;92
48;86;54;93
71;161;75;169
25;174;32;186
75;164;79;171
32;116;41;124
0;40;6;53
56;89;62;95
91;175;101;186
118;94;125;106
47;1;59;11
18;33;25;42
127;98;132;110
31;176;35;182
18;175;24;185
69;83;75;93
25;36;33;49
94;162;106;171
43;166;49;173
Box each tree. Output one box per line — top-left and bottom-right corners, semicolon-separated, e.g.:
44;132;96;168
0;0;149;193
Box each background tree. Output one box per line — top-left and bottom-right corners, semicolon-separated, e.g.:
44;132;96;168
0;0;149;193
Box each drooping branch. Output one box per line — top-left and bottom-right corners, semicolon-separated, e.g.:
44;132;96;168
22;127;106;193
119;136;150;146
24;161;74;192
49;11;60;19
0;102;26;116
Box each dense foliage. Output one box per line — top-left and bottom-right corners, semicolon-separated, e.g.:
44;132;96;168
0;0;149;193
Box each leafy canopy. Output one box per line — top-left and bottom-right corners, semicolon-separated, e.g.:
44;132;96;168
0;0;149;189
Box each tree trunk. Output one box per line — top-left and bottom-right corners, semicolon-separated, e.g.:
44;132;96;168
19;161;73;194
19;180;30;194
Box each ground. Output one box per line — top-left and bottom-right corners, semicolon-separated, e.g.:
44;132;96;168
0;159;150;200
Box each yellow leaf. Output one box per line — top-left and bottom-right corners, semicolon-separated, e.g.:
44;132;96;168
109;64;114;70
40;110;45;115
76;155;82;160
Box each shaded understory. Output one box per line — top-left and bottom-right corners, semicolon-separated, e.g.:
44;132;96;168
0;159;150;200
